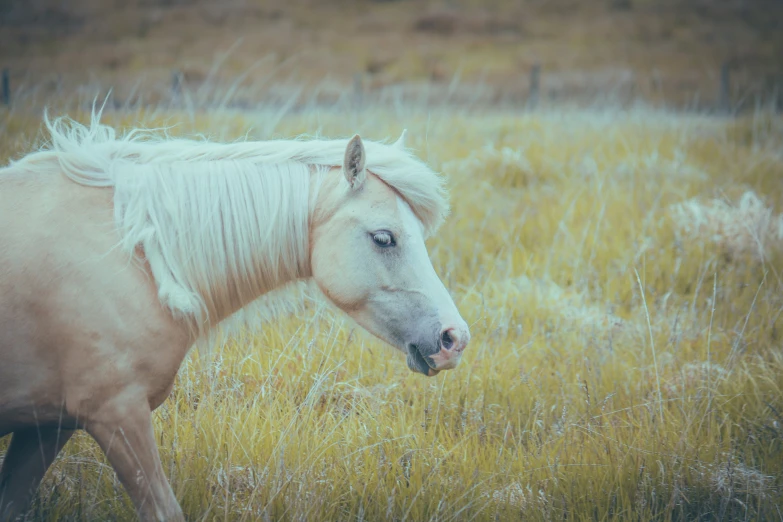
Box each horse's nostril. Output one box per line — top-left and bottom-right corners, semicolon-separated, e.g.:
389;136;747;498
441;329;454;350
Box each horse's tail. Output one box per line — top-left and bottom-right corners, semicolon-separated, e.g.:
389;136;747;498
43;99;118;188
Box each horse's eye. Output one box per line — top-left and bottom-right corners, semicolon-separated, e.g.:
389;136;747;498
372;231;396;248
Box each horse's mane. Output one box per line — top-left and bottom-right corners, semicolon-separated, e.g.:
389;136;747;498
36;108;450;234
11;106;450;341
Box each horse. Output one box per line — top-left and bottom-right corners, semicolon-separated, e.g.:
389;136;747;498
0;108;471;521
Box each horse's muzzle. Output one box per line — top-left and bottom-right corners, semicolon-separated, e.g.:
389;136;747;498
407;323;470;376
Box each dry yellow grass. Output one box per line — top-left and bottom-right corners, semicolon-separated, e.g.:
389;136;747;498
1;99;783;520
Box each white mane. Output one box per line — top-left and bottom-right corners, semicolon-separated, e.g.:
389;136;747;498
11;107;450;341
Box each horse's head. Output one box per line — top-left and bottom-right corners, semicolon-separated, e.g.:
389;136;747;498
310;134;470;377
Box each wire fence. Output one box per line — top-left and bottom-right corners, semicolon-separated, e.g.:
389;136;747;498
2;62;781;115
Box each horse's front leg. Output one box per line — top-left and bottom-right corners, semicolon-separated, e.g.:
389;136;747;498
85;394;183;522
0;426;75;521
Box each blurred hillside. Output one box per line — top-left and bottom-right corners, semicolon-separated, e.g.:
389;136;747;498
0;0;781;111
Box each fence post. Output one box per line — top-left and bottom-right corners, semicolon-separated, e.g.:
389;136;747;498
2;69;9;106
719;61;731;113
353;72;363;111
171;70;182;99
528;63;540;109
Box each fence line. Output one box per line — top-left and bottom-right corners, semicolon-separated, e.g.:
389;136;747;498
3;64;780;114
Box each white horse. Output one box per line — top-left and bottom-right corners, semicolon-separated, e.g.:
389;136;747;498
0;108;470;521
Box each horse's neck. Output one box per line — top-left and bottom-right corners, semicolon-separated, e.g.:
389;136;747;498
114;158;316;334
204;160;317;329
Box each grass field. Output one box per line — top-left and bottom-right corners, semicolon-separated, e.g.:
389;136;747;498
1;98;783;521
2;0;782;111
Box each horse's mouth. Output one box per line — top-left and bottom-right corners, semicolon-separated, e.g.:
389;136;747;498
406;344;440;377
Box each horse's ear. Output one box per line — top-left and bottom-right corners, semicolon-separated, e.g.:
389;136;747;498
394;129;407;150
344;134;366;190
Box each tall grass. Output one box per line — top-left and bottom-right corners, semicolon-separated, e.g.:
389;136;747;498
1;99;782;521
